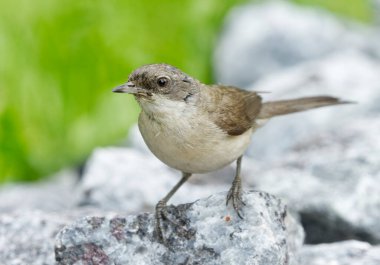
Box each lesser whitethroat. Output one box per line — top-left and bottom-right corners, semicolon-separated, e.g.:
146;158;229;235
113;63;351;243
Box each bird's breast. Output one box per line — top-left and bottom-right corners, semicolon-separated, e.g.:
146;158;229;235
138;104;252;173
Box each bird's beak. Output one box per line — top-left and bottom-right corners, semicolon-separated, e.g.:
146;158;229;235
112;81;139;94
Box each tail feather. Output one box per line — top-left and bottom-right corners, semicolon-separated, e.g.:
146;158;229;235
258;96;352;119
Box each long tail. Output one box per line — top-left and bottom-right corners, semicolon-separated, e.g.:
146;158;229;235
257;96;352;119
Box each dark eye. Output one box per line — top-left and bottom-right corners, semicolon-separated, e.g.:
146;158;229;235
157;77;169;87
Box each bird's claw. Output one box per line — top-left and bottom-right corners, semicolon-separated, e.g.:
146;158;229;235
154;200;187;244
226;178;245;219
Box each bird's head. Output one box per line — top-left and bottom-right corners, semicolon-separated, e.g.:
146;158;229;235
113;64;200;110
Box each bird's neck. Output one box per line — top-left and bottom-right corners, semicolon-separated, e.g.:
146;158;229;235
138;94;193;124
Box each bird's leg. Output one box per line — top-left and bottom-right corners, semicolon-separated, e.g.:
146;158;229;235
155;172;192;243
226;156;245;219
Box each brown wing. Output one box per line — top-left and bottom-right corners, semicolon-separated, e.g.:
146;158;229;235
201;85;262;136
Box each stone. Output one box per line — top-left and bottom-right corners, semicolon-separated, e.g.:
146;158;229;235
0;209;120;265
245;116;380;244
0;210;72;265
0;170;79;212
55;191;304;265
298;240;380;265
245;50;380;161
214;1;380;88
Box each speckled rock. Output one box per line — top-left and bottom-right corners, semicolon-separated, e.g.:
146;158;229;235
214;1;380;87
55;191;304;265
0;209;120;265
0;211;73;265
298;240;380;265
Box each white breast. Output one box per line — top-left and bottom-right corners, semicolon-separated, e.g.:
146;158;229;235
137;95;253;174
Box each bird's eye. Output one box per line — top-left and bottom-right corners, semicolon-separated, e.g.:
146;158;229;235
157;77;169;87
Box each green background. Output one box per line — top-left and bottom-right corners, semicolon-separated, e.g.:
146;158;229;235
0;0;372;183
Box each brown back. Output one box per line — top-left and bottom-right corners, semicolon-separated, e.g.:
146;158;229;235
201;85;262;136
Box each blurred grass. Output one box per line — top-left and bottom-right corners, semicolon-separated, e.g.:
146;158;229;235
0;0;247;182
0;0;373;183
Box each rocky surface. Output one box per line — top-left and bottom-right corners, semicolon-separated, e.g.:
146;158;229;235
0;211;72;265
246;117;380;244
214;1;380;88
0;171;118;265
55;191;304;265
0;208;119;265
299;240;380;265
0;170;78;212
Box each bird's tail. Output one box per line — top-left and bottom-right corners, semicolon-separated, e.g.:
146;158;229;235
257;96;352;119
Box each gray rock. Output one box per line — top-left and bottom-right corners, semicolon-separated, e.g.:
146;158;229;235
214;1;380;87
0;170;79;212
0;209;120;265
246;50;380;161
0;211;72;265
0;171;118;265
55;191;304;265
246;116;380;244
298;241;380;265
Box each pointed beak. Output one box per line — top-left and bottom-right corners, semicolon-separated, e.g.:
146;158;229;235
112;81;139;94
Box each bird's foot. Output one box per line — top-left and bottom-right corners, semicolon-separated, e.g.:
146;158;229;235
226;177;245;219
155;200;186;244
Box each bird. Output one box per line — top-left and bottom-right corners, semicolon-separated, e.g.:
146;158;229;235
112;63;350;243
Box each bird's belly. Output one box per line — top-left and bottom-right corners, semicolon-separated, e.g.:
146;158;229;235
138;113;252;173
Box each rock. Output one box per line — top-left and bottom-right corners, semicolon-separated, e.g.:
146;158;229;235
78;147;232;212
245;116;380;244
55;191;304;265
245;50;380;161
0;170;79;212
298;240;380;265
0;170;112;265
214;1;380;87
0;210;72;265
0;170;119;265
0;209;120;265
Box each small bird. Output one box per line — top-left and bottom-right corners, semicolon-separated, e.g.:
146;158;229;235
113;63;349;243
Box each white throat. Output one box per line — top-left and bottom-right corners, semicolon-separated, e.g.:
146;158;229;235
138;94;195;122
